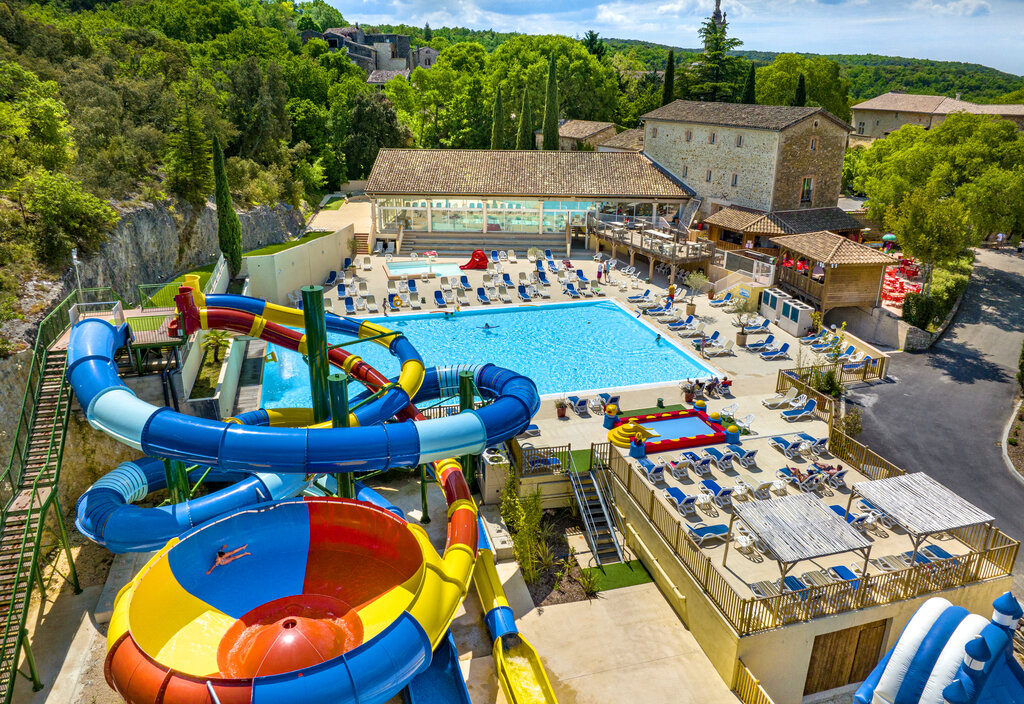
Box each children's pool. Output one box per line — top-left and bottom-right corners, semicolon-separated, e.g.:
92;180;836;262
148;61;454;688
260;300;719;407
641;415;718;439
385;261;464;278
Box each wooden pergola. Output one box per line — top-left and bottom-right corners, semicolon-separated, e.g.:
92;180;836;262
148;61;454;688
725;493;872;583
846;473;995;565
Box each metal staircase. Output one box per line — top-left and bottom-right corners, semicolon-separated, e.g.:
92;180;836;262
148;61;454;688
567;458;623;567
1;316;81;703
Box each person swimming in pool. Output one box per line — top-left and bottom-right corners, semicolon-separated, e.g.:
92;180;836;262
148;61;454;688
480;322;499;330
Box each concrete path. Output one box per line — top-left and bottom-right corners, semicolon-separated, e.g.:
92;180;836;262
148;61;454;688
848;248;1024;577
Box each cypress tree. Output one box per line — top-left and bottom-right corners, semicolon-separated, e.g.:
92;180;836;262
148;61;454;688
490;84;505;149
516;86;533;150
794;73;807;107
741;63;756;104
662;49;675;106
212;135;243;277
541;55;559;150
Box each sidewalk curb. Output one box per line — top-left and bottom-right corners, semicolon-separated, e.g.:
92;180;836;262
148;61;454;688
999;397;1024;491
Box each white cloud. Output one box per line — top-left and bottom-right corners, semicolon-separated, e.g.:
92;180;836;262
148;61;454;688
910;0;991;16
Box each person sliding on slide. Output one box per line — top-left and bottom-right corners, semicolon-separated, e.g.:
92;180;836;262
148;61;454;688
207;544;251;574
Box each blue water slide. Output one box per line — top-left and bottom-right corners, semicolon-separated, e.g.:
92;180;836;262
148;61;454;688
401;630;472;704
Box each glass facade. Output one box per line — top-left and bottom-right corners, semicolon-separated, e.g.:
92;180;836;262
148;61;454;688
375;197;609;234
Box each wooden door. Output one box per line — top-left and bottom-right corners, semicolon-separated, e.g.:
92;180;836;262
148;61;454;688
804;618;888;696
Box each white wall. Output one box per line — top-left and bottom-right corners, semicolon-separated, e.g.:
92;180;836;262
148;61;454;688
245;226;353;306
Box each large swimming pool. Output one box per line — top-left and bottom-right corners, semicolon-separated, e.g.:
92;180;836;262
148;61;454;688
260;300;719;407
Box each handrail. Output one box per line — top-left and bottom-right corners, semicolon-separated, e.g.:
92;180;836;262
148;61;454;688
734;660;776;704
589;444;626;564
565;455;604;567
589;467;624;564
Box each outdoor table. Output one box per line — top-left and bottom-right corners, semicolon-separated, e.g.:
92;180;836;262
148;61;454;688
734;534;756;552
732;482;751;501
696;493;714;510
771;479;788;494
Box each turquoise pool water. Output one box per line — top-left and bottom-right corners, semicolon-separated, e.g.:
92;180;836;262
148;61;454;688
641;416;717;439
260;300;718;407
385;261;464;278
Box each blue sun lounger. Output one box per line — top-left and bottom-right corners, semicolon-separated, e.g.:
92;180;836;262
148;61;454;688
768;436;803;458
686;523;730;547
702;447;737;471
637;457;664;483
324;270;338;287
743;319;770;334
664;487;697;517
828;565;861;591
544;249;554;261
336;283;347;297
536;259;545;273
691;330;720;347
408;280;419;295
709;292;732;307
782;398;816;421
537;271;551;286
627;289;651;302
517;284;531;302
761;342;790;360
800;329;826;345
344;296;356;315
433;290;447;308
476;287;490;304
564;283;581;298
668;316;695;330
726;444;758;467
700;480;734;507
384;296;400;312
502;273;515;287
546;259;559;274
490;250;500;263
459;275;471;290
576;269;589;283
565;396;588;415
796;433;827;455
745;334;775;352
679;451;713;476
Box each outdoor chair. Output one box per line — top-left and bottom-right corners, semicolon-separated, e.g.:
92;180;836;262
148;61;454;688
769;436;803;458
686;523;730;548
665;487;697;517
763;388;797;408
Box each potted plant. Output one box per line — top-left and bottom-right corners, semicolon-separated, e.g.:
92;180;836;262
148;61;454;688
554;397;569;419
683;270;709;316
732;296;759;347
681;380;695;403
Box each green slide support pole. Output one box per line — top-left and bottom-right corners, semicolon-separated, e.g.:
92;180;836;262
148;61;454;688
162;458;188;505
419;464;431;524
328;372;355;499
302;285;331;425
458;370;476;491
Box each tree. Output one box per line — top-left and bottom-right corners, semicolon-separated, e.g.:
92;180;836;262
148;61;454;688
344;92;409;178
541;55;559;150
22;170;118;263
756;54;851;121
490;83;505;149
662;49;675;106
516;86;533;150
794;73;807;107
691;13;744;102
959;167;1024;242
212;135;243;276
423;22;432;41
741;63;756;104
296;15;319;32
885;184;974;290
582;30;605;61
165;85;213;208
295;0;346;31
201;329;233;363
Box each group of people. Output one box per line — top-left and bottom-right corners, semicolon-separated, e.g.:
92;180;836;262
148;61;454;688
595;259;612;285
681;376;732;398
786;462;844;484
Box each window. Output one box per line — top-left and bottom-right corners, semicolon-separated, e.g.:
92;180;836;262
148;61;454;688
813;120;819;128
651;127;658;138
735;134;743;147
857;122;865;135
682;165;688;178
800;177;814;203
894;112;899;119
685;129;692;142
731;174;738;187
709;132;716;144
706;169;712;183
810;138;817;151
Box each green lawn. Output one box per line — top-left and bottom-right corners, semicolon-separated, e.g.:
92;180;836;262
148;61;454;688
583;560;653;591
570;449;592;472
321;196;345;210
144;262;216;308
243;230;333;257
126;314;170;333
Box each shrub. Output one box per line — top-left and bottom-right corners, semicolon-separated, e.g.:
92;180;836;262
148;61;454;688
577;568;600;596
1017;338;1024;394
840;408;863;438
810;368;845;398
902;253;973;331
499;466;523;534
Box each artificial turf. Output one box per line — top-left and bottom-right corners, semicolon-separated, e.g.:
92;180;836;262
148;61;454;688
244;230;332;257
583;560;653;591
620;403;686;416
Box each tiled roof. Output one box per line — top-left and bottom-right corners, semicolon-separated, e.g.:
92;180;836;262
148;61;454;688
745;214;789;236
365;149;695;199
773;208;864;234
558;120;616;140
367;69;410;85
641;100;851;132
853;91;1024;118
770;231;895;265
703;206;766;231
599;128;644;151
324;26;360;36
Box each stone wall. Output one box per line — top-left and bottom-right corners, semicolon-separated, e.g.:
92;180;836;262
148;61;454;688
60;411;137;511
643;120;779;214
851;108;931;139
76;199;304;304
772;116;847;211
0;351;32;471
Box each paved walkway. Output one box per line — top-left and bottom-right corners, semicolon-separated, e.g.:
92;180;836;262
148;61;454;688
848;248;1024;577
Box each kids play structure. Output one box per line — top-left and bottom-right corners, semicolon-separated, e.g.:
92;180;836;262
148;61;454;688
854;592;1024;704
459;249;489;270
66;283;557;704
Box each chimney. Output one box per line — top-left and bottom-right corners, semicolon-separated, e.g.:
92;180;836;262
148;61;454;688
955;93;961;101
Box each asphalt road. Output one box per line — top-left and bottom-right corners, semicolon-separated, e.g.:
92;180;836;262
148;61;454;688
848;248;1024;573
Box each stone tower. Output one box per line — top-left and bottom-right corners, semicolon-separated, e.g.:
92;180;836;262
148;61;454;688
712;0;726;26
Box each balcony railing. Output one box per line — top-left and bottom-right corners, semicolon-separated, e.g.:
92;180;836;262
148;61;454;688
591;222;714;264
599;441;1019;636
776;266;824;302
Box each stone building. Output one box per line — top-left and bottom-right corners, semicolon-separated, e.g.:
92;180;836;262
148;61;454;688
850;91;1024;144
300;24;432;77
597;128;644;153
640;100;852;217
533;120;617;151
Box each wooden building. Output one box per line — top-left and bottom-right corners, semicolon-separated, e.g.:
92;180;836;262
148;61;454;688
702;206;864;250
770;231;894;313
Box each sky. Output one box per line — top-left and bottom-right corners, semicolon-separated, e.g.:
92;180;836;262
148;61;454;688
332;0;1024;75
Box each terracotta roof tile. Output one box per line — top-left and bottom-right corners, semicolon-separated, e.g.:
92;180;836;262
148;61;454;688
770;231;895;265
641;100;850;132
557;120;616;140
599;128;644;151
703;206;766;231
853;92;1024;118
365;149;695;199
367;69;409;85
772;208;864;234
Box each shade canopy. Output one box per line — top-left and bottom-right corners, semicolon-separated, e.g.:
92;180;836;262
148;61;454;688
852;473;994;538
732;493;871;565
